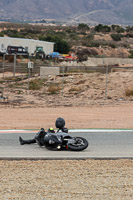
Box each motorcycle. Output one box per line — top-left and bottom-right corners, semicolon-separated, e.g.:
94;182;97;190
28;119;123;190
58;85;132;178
35;130;89;151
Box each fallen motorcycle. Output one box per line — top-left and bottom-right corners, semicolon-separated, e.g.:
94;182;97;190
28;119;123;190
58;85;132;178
36;130;89;151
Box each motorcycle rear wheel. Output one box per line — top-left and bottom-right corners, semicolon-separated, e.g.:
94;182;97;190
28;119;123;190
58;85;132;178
68;137;88;151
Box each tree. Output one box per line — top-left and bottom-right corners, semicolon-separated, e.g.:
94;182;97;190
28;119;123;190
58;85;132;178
39;35;70;54
94;24;111;33
78;23;90;30
111;25;125;33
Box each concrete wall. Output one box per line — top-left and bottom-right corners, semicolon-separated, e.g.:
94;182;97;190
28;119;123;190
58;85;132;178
40;67;60;78
59;65;110;73
88;57;133;66
0;37;54;55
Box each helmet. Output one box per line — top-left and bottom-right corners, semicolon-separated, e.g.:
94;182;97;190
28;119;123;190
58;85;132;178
48;127;55;133
55;117;65;129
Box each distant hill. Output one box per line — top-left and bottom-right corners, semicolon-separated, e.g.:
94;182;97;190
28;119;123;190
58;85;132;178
0;0;133;25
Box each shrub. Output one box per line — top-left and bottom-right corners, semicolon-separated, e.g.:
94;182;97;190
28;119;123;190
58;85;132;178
87;33;94;40
126;26;133;32
0;32;4;37
88;40;101;47
29;79;45;90
94;24;111;33
111;34;122;41
111;25;125;33
78;23;90;30
125;86;133;96
125;33;133;38
69;86;83;93
1;29;24;38
128;50;133;58
47;84;61;94
110;43;117;48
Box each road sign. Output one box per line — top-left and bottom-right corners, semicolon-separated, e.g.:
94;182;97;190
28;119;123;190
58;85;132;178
28;61;34;69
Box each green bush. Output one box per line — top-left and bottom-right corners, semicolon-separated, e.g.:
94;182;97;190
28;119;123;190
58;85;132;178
39;35;70;54
111;34;122;41
78;23;90;30
128;50;133;58
94;24;111;33
87;33;94;40
125;33;133;38
111;25;125;33
1;29;24;38
126;26;133;32
29;79;46;90
0;32;4;37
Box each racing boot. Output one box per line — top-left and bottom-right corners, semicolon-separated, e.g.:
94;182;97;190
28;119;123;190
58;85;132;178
19;136;36;145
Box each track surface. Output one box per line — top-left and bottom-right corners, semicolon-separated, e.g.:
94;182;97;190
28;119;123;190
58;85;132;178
0;130;133;159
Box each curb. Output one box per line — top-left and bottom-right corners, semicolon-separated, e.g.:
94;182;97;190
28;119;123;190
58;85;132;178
0;129;133;133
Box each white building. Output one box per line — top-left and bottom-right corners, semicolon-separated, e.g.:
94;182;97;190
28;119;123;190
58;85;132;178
0;37;54;55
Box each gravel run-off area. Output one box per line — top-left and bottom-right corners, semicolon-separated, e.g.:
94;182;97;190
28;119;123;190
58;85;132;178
0;160;133;200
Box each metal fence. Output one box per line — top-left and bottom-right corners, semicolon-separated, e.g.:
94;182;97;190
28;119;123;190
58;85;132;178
0;55;133;102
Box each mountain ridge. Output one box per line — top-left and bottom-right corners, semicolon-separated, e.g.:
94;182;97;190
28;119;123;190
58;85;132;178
0;0;133;25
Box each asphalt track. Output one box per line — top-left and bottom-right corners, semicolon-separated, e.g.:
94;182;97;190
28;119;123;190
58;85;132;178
0;129;133;160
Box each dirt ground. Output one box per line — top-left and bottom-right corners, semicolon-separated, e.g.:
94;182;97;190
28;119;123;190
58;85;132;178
0;103;133;130
1;71;133;129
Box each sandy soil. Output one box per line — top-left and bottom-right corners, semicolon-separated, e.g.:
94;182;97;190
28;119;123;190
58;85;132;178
0;103;133;130
0;160;133;200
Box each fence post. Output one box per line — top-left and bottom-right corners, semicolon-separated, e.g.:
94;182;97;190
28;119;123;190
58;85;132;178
28;67;31;90
105;64;108;100
13;54;16;77
62;65;64;96
27;62;33;90
2;54;5;79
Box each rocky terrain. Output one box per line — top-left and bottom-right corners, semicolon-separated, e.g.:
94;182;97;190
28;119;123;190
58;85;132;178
1;70;133;108
0;70;133;130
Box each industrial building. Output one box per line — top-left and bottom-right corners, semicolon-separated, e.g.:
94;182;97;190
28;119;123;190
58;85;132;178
0;37;54;55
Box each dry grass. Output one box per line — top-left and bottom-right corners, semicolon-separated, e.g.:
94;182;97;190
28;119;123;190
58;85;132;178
76;79;86;85
69;86;83;93
125;86;133;96
47;83;62;94
29;78;47;90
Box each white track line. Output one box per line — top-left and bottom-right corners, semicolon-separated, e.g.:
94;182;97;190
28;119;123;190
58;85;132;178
0;129;133;133
70;129;133;133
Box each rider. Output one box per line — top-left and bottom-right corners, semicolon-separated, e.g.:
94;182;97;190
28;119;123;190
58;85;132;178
55;117;68;133
19;128;47;146
47;127;55;133
19;117;68;146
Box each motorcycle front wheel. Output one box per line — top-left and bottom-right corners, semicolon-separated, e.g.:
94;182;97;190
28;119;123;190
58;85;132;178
68;137;89;151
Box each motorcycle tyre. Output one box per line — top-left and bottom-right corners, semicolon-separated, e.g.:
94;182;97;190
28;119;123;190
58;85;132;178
68;137;89;151
45;146;60;151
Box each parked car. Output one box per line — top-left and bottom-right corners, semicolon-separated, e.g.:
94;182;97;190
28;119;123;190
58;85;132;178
7;45;29;57
46;52;65;60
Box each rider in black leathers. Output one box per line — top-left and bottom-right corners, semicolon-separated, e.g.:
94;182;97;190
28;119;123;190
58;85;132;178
19;117;68;146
